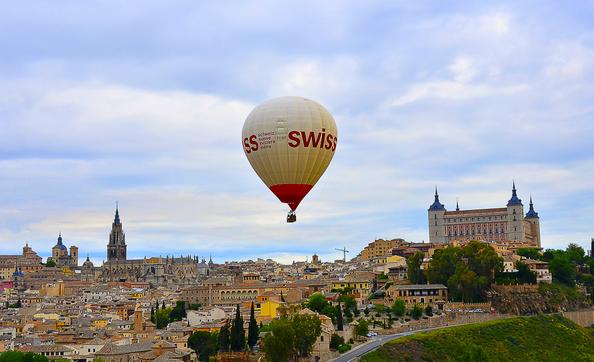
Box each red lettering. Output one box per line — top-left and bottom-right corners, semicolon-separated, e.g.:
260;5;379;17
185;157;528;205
325;134;333;150
288;131;300;147
243;137;251;154
249;135;259;151
332;136;337;151
300;131;322;148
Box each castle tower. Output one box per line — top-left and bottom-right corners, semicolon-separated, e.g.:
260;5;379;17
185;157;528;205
428;187;447;244
524;196;541;247
69;245;79;267
107;204;127;262
506;182;525;241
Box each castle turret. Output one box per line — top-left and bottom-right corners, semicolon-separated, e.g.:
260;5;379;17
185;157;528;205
506;182;525;241
523;196;541;247
428;187;447;243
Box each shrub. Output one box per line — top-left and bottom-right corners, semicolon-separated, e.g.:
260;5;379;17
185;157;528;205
425;304;433;316
411;304;423;320
330;333;344;350
338;344;352;353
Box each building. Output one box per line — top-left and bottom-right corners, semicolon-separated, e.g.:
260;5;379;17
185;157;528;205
385;284;448;309
359;238;406;260
522;258;552;284
107;205;127;262
48;234;78;267
100;206;208;285
428;183;541;247
0;243;43;280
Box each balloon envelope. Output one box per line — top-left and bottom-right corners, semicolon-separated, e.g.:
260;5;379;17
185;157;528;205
242;96;338;211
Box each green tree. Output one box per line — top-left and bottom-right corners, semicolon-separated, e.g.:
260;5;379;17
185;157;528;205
363;306;369;316
448;263;484;302
356;319;369;336
45;260;56;267
169;301;187;322
566;243;586;265
391;299;406;317
150;306;155;323
0;351;50;362
218;322;230;352
230;304;245;351
549;255;577;286
247;302;259;351
426;247;462;284
307;293;328;314
336;302;344;331
292;313;322;357
161;300;166;309
517;248;542;260
280;291;286;302
411;304;423;320
424;304;433;316
262;318;295;362
154;308;172;329
516;261;537;284
188;331;218;362
406;251;426;284
330;333;344;350
462;240;503;280
187;303;201;310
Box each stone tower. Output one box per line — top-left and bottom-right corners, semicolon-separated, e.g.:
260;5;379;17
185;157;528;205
524;196;541;247
428;188;447;244
69;245;78;267
506;182;525;241
107;204;127;262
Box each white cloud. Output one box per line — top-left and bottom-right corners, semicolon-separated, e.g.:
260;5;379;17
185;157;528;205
388;80;528;107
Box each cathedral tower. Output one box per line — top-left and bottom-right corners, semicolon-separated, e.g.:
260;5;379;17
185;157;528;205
107;204;127;262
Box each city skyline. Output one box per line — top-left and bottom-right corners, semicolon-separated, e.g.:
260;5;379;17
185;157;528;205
1;1;594;262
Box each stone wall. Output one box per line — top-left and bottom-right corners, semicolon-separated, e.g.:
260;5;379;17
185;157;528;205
562;309;594;327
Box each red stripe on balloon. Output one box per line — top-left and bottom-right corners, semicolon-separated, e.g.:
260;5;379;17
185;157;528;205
269;184;314;211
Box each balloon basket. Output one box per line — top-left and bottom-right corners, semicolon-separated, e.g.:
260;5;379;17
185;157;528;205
287;211;296;223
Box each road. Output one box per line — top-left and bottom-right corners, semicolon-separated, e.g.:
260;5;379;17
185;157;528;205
330;326;454;362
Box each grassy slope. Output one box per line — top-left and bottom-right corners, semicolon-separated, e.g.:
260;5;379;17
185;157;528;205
361;314;594;362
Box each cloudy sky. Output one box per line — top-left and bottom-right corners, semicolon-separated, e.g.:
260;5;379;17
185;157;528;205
1;1;593;264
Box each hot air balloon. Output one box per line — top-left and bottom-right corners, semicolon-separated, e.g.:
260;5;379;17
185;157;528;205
242;96;338;223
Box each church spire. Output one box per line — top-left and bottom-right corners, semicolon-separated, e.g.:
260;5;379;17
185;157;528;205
114;201;121;225
456;198;460;211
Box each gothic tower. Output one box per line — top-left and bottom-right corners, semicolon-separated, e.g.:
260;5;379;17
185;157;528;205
107;204;127;262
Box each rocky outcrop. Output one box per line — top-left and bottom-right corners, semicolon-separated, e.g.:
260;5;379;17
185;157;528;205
488;284;591;315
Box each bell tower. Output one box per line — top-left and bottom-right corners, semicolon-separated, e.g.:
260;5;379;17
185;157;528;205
107;203;127;262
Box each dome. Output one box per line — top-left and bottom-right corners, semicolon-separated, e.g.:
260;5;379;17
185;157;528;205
54;233;67;251
83;256;94;268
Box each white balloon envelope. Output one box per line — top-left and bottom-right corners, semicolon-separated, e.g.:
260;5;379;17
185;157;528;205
242;96;338;222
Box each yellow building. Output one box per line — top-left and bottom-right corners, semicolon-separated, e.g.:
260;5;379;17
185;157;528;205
385;284;447;309
92;318;109;329
360;238;405;260
330;280;371;300
258;300;281;322
40;281;65;297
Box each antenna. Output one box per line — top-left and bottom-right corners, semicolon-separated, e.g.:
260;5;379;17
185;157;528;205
334;246;350;262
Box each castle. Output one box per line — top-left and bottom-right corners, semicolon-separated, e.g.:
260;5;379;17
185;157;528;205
428;183;541;247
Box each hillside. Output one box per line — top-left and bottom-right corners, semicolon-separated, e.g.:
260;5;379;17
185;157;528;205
361;314;594;362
